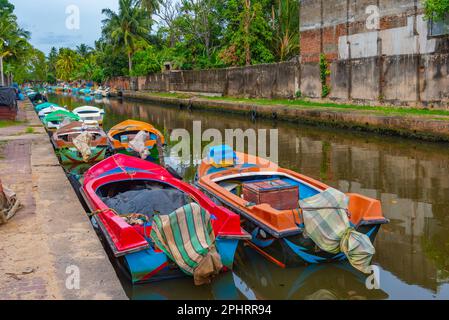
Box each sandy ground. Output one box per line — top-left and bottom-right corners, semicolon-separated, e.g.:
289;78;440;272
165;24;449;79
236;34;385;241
0;101;126;300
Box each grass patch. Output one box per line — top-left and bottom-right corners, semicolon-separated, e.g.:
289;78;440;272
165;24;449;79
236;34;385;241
25;127;35;134
204;96;449;117
0;120;22;128
144;92;193;99
140;91;449;119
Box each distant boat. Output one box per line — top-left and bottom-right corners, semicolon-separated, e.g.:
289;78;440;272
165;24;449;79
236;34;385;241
34;102;60;113
38;106;67;121
107;120;165;161
73;106;105;126
42;110;80;132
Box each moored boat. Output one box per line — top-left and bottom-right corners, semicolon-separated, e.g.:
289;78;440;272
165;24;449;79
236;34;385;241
73;106;105;126
51;121;108;164
28;91;47;105
34;102;61;113
38;106;67;121
196;146;389;271
80;154;249;284
107;120;165;161
42;110;80;132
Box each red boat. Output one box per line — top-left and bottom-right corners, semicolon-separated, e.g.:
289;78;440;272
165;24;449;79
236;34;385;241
80;154;249;284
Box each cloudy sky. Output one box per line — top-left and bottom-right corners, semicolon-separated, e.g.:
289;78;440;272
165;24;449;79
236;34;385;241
11;0;119;54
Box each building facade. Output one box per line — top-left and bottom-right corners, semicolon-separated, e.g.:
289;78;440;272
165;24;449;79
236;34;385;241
299;0;449;106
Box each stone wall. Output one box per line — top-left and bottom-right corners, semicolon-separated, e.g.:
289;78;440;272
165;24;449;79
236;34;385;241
108;61;300;99
326;53;449;106
108;53;449;107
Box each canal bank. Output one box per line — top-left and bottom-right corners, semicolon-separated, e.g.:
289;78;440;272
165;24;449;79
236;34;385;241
42;93;449;300
0;100;126;300
122;90;449;142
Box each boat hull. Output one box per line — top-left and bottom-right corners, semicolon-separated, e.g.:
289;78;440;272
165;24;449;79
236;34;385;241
57;146;108;165
199;185;384;268
118;237;239;284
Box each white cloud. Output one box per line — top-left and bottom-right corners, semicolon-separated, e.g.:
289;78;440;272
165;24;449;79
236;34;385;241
10;0;119;54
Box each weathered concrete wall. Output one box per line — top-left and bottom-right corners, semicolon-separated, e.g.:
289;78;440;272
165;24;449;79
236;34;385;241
328;53;449;107
300;62;321;98
109;52;449;107
351;57;381;101
383;54;419;102
421;54;449;103
108;61;300;99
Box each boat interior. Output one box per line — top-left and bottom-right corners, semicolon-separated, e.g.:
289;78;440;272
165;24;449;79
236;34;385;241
216;173;320;205
113;130;159;144
57;132;105;143
96;180;195;222
210;170;383;229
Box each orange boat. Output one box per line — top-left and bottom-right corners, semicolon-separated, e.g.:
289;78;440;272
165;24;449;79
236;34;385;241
196;145;388;268
107;120;165;161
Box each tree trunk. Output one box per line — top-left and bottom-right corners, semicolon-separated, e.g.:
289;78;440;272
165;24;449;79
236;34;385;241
244;0;251;66
128;51;133;75
0;56;4;86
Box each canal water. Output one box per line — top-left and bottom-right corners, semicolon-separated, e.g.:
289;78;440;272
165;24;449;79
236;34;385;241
49;93;449;300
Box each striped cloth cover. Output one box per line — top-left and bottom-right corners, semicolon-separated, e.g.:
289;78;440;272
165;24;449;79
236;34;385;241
150;203;223;285
300;188;375;274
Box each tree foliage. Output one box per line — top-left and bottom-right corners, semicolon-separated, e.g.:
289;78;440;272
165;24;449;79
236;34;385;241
0;0;45;84
424;0;449;21
5;0;304;84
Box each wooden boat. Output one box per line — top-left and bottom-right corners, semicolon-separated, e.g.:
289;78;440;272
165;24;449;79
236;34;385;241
80;154;249;284
196;146;389;268
28;92;47;106
38;106;67;121
42;110;80;132
107;120;165;161
51;122;108;164
73;106;105;126
34;102;60;113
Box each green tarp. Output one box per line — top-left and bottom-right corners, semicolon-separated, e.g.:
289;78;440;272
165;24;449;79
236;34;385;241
150;203;223;285
300;188;375;274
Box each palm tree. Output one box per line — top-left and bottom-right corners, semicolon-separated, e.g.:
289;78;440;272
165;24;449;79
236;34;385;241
55;48;79;81
76;44;93;58
0;9;31;85
102;0;152;74
138;0;161;13
272;0;299;61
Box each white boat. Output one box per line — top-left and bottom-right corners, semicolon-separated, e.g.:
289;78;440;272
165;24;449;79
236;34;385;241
95;86;111;97
38;106;68;121
73;106;105;126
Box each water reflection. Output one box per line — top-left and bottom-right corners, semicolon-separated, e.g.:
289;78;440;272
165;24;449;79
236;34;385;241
233;245;389;300
48;94;449;300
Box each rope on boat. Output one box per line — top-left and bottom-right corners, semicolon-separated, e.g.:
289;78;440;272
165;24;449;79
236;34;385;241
112;155;137;179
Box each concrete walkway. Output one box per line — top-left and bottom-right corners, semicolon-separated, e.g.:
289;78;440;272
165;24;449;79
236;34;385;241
0;101;127;300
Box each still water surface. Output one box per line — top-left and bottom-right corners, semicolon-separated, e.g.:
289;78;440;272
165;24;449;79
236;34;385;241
49;93;449;300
